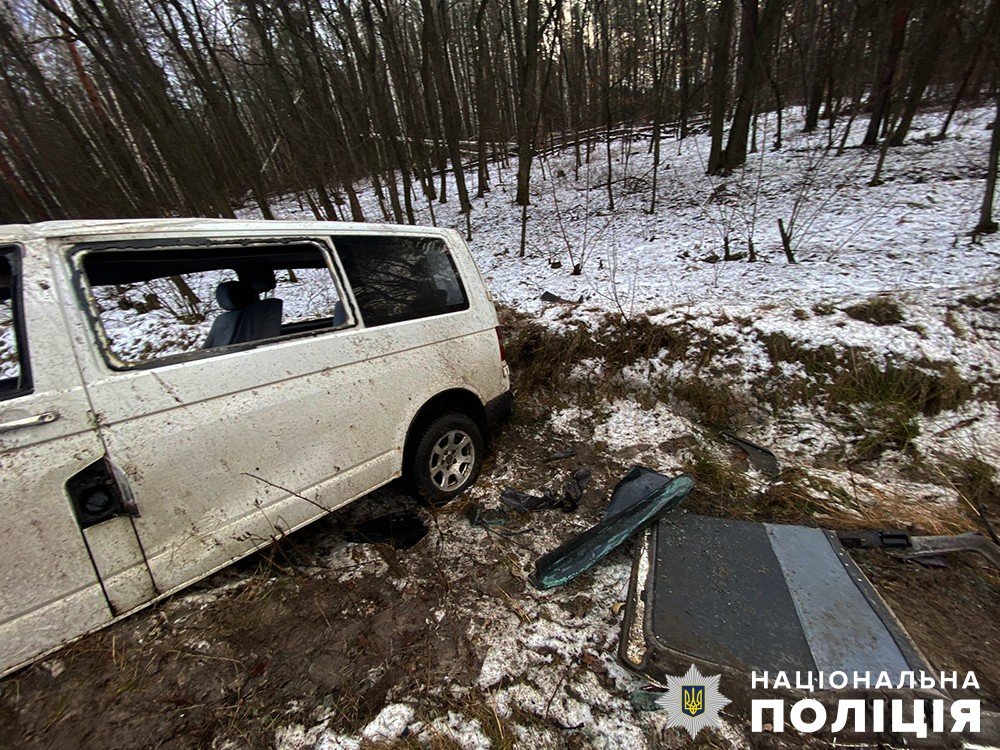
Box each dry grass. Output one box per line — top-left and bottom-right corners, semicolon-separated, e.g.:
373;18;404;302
762;332;972;461
943;455;999;507
820;485;975;536
843;296;905;326
501;307;690;403
669;378;748;430
500;305;988;540
684;446;752;501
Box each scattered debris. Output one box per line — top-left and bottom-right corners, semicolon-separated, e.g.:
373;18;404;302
540;291;583;304
600;466;684;520
500;468;591;512
532;469;693;590
544;446;577;462
467;504;510;528
620;514;932;683
837;529;912;550
838;529;1000;569
721;431;780;477
906;533;1000;570
344;511;428;549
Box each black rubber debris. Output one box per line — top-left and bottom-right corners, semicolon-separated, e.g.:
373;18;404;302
721;431;780;477
500;468;591;512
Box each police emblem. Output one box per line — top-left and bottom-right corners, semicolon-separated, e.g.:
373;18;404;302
657;665;730;738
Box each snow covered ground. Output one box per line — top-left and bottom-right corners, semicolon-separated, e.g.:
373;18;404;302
102;104;998;365
255;106;999;748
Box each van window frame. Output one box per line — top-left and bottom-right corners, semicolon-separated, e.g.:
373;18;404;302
332;234;470;328
0;244;33;401
69;236;358;372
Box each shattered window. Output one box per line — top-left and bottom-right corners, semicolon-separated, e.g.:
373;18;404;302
80;241;349;367
335;236;467;327
0;249;30;400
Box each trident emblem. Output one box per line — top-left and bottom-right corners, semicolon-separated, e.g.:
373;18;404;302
682;686;705;717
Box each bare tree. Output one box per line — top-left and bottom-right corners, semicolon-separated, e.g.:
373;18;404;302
975;93;1000;235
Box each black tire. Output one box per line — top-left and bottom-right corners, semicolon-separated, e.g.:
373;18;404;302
408;412;485;504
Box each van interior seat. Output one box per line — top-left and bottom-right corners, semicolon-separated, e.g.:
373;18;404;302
240;265;284;338
331;300;347;325
203;279;282;349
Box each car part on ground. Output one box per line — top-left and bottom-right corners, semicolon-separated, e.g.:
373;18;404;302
838;529;1000;569
721;431;780;477
619;514;932;682
539;291;583;304
544;446;577;462
531;469;693;590
906;533;1000;569
974;503;1000;546
467;505;510;528
500;468;591;512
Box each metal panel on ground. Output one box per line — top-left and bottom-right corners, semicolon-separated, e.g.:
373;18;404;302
623;514;931;683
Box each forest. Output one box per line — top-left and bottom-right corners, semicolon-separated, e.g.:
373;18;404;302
0;0;998;234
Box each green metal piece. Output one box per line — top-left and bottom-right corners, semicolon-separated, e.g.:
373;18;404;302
531;473;694;590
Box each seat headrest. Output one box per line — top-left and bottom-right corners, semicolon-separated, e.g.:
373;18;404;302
215;280;257;311
242;266;277;293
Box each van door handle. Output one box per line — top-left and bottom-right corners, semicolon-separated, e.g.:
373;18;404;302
0;412;60;433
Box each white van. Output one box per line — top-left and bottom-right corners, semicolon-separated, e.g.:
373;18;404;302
0;219;511;677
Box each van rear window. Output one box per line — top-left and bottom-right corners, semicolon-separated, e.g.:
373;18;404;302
334;237;467;327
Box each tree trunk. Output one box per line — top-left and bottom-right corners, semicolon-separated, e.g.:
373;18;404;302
513;0;544;206
600;0;614;211
975;95;1000;235
678;0;691;139
863;0;910;146
707;0;735;174
720;0;784;172
888;0;955;146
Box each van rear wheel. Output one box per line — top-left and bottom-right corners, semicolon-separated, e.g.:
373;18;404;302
409;413;484;504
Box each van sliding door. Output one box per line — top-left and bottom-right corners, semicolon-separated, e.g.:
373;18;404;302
68;236;381;596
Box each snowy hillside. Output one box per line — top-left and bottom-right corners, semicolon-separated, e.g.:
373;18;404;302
250;106;999;748
246;105;1000;325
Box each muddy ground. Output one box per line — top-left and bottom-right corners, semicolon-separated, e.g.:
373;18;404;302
0;397;997;750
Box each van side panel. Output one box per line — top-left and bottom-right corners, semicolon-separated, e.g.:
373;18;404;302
0;245;111;673
66;229;505;596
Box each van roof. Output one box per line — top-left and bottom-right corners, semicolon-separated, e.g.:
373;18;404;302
0;218;450;242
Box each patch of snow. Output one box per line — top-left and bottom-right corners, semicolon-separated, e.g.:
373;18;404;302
422;712;492;750
360;703;415;744
593;399;693;452
246;107;998;331
915;402;1000;468
315;735;361;750
548;405;593;438
275;721;360;750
